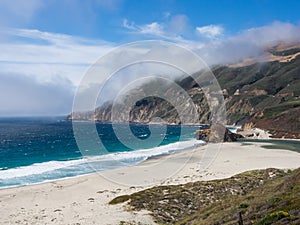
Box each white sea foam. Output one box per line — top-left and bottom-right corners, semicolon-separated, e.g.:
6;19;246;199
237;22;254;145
0;159;86;179
0;139;205;185
95;139;204;163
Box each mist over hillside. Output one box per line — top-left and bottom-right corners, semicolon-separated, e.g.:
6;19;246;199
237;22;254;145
69;42;300;138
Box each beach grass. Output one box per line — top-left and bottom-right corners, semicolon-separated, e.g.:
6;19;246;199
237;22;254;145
179;168;300;225
110;168;300;224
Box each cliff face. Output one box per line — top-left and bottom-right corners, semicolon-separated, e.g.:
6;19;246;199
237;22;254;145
246;107;300;139
69;44;300;136
90;85;211;124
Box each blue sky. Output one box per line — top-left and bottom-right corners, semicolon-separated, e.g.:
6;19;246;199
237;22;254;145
0;0;300;116
2;0;300;42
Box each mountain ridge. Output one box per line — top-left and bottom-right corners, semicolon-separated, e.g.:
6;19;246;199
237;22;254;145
69;42;300;138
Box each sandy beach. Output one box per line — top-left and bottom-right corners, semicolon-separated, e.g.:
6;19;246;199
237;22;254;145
1;141;300;225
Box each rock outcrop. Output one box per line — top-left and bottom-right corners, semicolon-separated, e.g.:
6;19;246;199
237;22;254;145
237;127;271;139
248;107;300;139
194;124;243;142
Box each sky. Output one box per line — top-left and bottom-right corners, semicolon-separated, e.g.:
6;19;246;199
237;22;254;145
0;0;300;116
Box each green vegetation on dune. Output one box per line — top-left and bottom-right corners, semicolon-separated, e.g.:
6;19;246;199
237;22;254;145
180;168;300;225
110;168;300;225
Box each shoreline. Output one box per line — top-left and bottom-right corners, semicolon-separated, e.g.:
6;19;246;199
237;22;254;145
0;138;204;190
1;141;300;224
0;139;204;190
2;137;299;191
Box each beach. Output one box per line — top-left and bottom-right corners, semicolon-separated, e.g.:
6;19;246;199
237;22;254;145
1;141;300;225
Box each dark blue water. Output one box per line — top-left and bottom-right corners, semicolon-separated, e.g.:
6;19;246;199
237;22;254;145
0;117;79;170
0;117;202;188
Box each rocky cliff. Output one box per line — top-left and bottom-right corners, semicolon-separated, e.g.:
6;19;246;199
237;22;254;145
69;43;300;137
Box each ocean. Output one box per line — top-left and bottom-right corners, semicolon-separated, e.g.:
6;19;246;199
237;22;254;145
0;117;204;189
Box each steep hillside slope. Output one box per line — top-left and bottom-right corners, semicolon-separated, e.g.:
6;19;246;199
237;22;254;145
69;44;300;137
215;49;300;127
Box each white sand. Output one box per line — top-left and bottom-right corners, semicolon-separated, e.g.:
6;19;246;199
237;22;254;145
1;142;300;225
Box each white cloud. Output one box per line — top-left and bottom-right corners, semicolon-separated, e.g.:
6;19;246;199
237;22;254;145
73;41;210;113
0;28;116;115
123;20;299;66
233;21;300;47
122;19;300;66
123;14;190;43
123;19;164;37
194;21;300;65
0;28;114;85
1;21;300;116
196;25;224;38
0;72;74;116
140;22;164;36
123;19;135;30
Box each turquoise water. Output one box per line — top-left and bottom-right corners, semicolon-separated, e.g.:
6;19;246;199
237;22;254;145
0;117;203;189
238;139;300;153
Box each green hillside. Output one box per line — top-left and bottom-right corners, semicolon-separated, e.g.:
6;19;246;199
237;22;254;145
69;45;300;137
